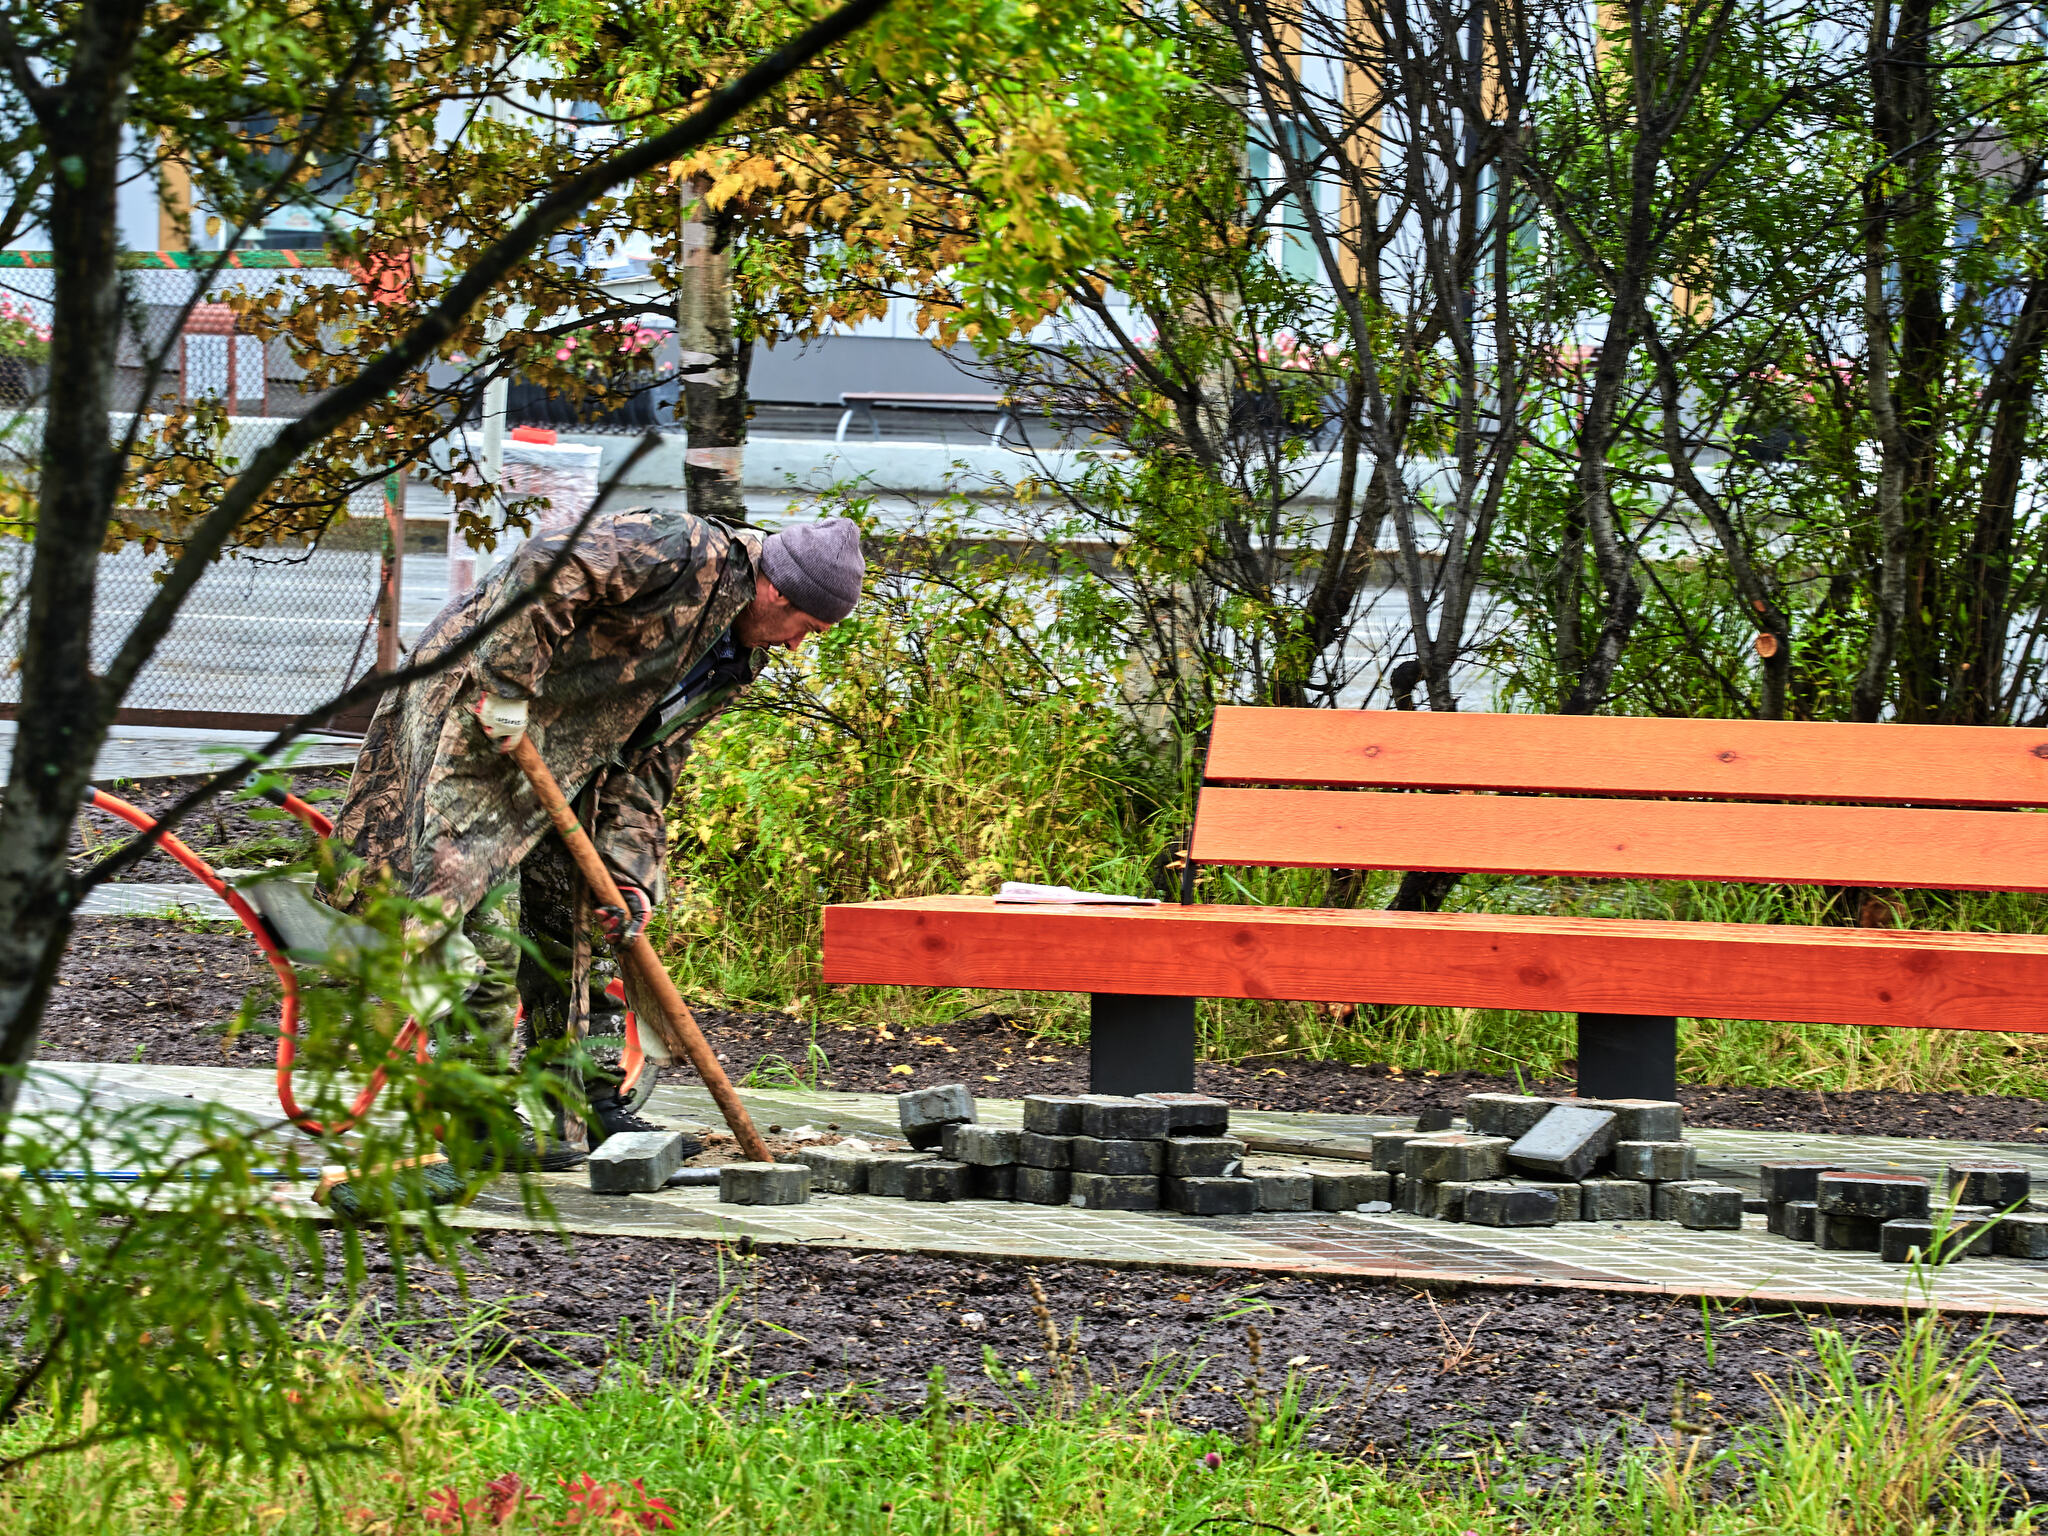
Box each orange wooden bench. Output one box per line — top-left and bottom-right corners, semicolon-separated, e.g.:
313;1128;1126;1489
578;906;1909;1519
821;707;2048;1099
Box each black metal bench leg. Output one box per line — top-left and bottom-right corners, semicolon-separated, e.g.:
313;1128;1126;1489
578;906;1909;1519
1576;1013;1678;1101
1089;994;1196;1095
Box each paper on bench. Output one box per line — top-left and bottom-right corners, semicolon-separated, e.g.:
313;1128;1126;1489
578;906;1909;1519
994;882;1160;906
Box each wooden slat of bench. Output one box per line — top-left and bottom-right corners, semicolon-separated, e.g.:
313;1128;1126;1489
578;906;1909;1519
1191;787;2048;891
822;896;2048;1032
1203;706;2048;807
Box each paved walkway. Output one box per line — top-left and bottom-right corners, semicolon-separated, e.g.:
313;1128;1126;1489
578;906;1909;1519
25;1061;2048;1314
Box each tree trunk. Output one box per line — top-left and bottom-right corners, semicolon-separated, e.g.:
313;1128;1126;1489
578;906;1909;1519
0;0;145;1114
676;177;748;525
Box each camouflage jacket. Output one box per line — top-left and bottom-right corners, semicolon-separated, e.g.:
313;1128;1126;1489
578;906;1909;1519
331;509;765;917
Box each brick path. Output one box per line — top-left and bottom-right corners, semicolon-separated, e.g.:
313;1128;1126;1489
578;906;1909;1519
26;1062;2048;1314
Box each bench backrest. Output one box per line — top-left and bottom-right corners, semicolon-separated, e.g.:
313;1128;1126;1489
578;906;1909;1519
1190;707;2048;893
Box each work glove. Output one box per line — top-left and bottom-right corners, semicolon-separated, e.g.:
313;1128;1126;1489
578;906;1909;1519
474;693;528;751
596;882;652;946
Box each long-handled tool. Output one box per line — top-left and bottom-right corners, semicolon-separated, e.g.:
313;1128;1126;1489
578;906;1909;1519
506;734;772;1165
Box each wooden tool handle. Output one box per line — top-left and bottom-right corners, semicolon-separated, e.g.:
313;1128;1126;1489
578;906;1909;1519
507;735;771;1164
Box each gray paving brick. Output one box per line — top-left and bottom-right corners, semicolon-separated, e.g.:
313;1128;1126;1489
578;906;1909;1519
1817;1172;1930;1222
972;1164;1017;1201
1515;1179;1584;1220
1464;1182;1560;1227
1948;1161;2031;1209
1577;1098;1683;1143
1018;1132;1074;1169
1072;1137;1166;1175
1580;1178;1653;1222
1139;1093;1231;1135
794;1145;870;1195
1612;1142;1696;1182
1165;1176;1258;1215
1947;1205;1999;1257
866;1154;933;1199
1758;1161;1842;1204
1370;1131;1418;1171
1508;1106;1617;1180
1022;1095;1090;1135
1461;1093;1553;1141
1070;1172;1161;1211
1815;1212;1882;1251
941;1124;1020;1166
718;1162;810;1206
1998;1212;2048;1259
586;1130;688;1195
904;1161;974;1202
1244;1167;1313;1212
1881;1219;1938;1264
1015;1166;1072;1205
1403;1133;1510;1183
1419;1180;1473;1221
1315;1168;1393;1212
899;1085;976;1149
1777;1199;1818;1242
1165;1137;1246;1178
1077;1096;1171;1140
1656;1180;1716;1221
1672;1184;1743;1231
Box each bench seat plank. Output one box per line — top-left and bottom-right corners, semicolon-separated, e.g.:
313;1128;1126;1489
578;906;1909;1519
1204;706;2048;806
822;895;2048;1033
1192;786;2048;891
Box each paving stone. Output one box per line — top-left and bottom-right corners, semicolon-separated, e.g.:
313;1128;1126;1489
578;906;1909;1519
1165;1176;1259;1215
1014;1166;1072;1205
1370;1131;1418;1171
1403;1133;1510;1183
586;1130;689;1195
899;1084;976;1149
1072;1137;1166;1175
1508;1106;1618;1180
903;1160;974;1202
1315;1168;1393;1212
1948;1161;2032;1209
1576;1098;1683;1143
1758;1160;1842;1204
1249;1168;1315;1212
1778;1199;1819;1242
1069;1172;1161;1211
1464;1182;1561;1227
1998;1212;2048;1259
1672;1183;1744;1231
941;1124;1020;1166
1817;1171;1931;1222
1138;1093;1231;1135
1021;1095;1089;1136
865;1154;931;1200
793;1144;870;1195
1580;1177;1653;1222
1880;1219;1939;1264
1461;1093;1553;1141
1612;1141;1697;1182
1077;1096;1172;1140
972;1164;1017;1201
1018;1132;1074;1170
1656;1180;1719;1221
1947;1205;1999;1257
1815;1211;1882;1251
1164;1136;1246;1178
1515;1180;1584;1220
1420;1180;1474;1221
1414;1107;1456;1132
718;1162;810;1206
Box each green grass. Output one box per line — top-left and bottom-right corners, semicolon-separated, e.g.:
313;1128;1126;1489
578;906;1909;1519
0;1290;2031;1535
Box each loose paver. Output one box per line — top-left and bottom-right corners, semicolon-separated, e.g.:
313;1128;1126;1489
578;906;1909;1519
36;1063;2048;1314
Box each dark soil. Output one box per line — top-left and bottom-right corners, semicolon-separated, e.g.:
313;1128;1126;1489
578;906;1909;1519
40;922;278;1065
74;769;348;885
316;1231;2048;1493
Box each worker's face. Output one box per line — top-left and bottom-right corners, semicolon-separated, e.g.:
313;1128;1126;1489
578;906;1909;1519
733;575;836;652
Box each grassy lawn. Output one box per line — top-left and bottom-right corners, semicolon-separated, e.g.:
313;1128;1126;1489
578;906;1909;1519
0;1295;2031;1535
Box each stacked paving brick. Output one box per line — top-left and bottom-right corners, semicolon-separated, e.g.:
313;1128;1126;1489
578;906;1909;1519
1393;1093;1733;1230
1762;1158;2048;1263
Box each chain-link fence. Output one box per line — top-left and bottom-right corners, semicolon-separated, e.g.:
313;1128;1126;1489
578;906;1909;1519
0;256;396;725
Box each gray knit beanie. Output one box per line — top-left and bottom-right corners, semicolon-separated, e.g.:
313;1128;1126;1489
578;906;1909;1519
759;518;865;623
